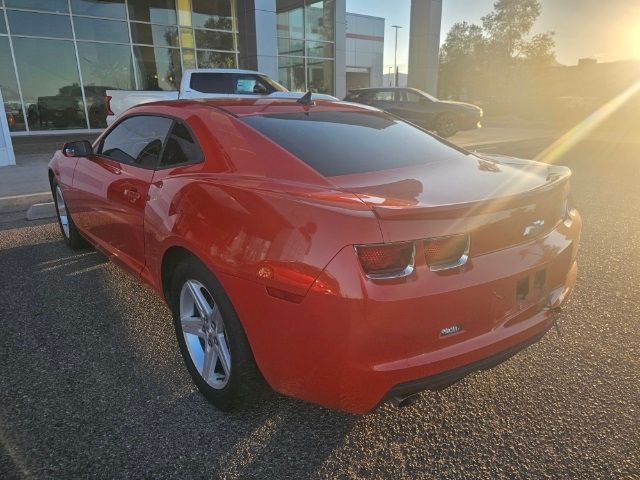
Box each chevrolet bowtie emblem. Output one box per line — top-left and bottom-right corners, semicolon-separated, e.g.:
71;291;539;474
523;219;545;237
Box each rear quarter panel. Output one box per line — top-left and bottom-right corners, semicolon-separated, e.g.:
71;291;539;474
142;173;383;392
144;175;381;298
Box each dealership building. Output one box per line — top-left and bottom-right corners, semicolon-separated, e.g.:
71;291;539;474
0;0;441;135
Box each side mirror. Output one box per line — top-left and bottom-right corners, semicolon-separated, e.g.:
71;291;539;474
253;83;268;94
62;140;93;157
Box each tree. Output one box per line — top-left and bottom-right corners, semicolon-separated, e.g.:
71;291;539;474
438;22;487;100
438;0;555;103
520;32;556;65
481;0;542;59
440;22;486;62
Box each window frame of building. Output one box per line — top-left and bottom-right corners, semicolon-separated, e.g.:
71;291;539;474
0;33;27;132
0;8;6;35
11;36;88;131
276;0;335;95
0;0;239;133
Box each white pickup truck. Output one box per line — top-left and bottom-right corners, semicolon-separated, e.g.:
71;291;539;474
105;68;338;125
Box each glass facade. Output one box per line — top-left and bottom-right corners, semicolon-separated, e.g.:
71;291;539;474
276;0;334;94
0;0;239;131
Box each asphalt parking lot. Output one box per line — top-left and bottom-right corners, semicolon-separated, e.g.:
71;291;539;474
1;135;638;479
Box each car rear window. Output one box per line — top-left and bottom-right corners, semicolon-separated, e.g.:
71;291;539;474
190;73;280;95
241;111;465;177
190;73;232;93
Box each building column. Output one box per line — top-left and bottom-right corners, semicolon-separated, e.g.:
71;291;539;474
334;0;347;99
236;0;279;78
407;0;442;95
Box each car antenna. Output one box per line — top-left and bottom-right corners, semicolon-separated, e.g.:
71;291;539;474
296;91;315;106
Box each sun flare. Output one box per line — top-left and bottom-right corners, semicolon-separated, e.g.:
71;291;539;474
630;21;640;59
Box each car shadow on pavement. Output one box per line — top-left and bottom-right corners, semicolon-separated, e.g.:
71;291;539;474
0;223;357;479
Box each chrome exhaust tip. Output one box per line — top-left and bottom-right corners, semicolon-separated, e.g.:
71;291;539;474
390;393;421;408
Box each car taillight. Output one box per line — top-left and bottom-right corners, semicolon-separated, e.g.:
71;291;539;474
355;242;415;278
423;234;470;271
105;95;114;116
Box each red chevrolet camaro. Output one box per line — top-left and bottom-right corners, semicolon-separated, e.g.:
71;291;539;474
48;98;581;414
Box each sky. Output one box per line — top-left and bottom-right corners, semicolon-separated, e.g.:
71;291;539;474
346;0;640;71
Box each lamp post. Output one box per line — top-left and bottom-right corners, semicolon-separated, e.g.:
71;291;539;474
391;25;402;87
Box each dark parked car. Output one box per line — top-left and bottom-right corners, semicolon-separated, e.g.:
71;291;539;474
344;87;483;137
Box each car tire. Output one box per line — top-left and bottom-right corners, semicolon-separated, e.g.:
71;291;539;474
51;178;88;250
435;113;459;137
169;255;268;411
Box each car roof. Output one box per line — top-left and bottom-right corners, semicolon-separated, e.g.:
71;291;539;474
134;98;380;117
349;87;409;91
183;68;267;76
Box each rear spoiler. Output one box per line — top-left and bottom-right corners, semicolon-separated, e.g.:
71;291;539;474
364;168;572;221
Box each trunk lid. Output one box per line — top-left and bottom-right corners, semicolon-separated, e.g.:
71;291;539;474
330;153;570;254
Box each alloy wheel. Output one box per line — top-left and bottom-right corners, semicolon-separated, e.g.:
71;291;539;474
55;185;70;238
179;279;231;389
436;114;457;137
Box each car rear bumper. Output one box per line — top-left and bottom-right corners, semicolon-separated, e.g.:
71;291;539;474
220;211;581;414
384;316;555;406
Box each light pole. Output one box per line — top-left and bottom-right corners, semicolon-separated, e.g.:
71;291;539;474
391;25;402;87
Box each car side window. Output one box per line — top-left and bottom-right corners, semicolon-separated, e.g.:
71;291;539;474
373;91;395;102
354;91;370;102
404;91;424;103
159;122;203;167
98;115;173;168
234;74;274;95
190;73;232;93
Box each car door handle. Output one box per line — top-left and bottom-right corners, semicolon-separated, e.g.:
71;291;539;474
123;187;141;203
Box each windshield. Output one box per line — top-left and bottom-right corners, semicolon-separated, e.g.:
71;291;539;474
242;111;465;177
190;73;287;95
259;75;288;92
413;89;437;101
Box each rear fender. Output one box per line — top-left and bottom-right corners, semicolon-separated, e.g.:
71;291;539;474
144;177;383;303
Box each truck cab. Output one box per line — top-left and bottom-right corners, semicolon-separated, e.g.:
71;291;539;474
105;69;338;126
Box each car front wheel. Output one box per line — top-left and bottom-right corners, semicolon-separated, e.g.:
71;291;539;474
169;256;267;411
52;178;88;250
435;113;459;137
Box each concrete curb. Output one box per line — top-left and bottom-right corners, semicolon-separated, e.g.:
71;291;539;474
0;191;52;214
26;202;56;220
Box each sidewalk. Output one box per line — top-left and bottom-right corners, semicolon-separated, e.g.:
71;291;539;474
0;134;98;212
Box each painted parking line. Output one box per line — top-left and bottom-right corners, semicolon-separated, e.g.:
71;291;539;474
0;191;51;201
